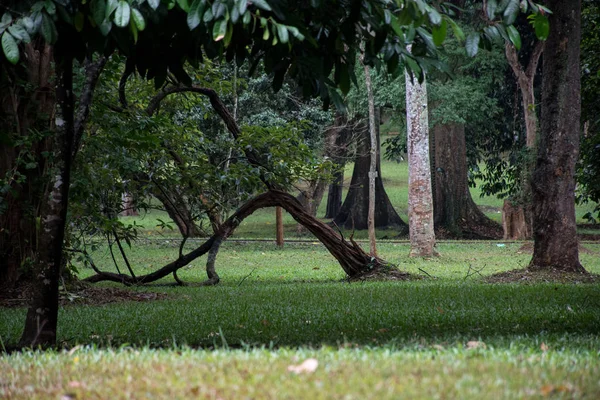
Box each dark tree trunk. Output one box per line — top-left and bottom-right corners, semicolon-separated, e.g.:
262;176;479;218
530;0;586;273
19;53;75;348
431;123;502;239
333;117;407;232
324;115;351;218
325;170;344;218
0;43;54;288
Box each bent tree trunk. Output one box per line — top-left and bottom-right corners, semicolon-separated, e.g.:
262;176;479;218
85;190;392;284
431;123;502;239
333;117;407;233
530;0;585;273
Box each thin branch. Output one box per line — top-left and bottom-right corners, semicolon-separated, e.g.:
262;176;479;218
112;229;137;281
73;56;108;159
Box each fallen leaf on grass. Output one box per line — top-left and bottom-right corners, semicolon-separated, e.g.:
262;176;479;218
466;341;486;350
540;342;549;352
288;358;319;374
540;384;574;396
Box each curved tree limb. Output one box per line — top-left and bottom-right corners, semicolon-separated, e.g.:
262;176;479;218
83;190;391;284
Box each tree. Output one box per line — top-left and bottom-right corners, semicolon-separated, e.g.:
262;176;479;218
405;53;436;257
1;0;461;348
529;0;586;273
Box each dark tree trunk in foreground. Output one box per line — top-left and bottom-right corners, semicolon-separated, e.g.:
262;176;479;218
19;54;75;347
530;0;586;273
333;117;407;232
85;190;392;284
0;43;54;288
431;123;502;239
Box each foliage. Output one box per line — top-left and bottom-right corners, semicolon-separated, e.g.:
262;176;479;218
577;0;600;223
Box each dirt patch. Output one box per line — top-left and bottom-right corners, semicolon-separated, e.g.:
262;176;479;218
485;268;599;284
0;283;168;308
516;242;598;255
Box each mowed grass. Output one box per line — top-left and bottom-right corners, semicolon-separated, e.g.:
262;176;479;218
2;242;600;399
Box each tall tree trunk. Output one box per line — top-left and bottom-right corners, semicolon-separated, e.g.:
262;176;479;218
18;54;75;347
405;67;436;257
333;116;408;232
325;115;350;218
0;43;54;288
502;41;544;240
363;62;378;256
432;123;503;239
529;0;586;273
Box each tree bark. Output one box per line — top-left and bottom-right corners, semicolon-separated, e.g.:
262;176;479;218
363;62;378;256
0;43;54;288
529;0;586;273
502;41;544;240
431;123;503;239
333;116;408;232
18;54;75;348
405;67;437;257
325;115;350;218
85;190;393;284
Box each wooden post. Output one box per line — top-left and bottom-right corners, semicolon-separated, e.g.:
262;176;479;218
276;206;284;248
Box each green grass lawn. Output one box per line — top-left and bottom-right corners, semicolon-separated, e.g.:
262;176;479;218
2;241;600;399
2;155;599;399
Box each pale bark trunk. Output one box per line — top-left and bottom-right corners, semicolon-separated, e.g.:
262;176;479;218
530;0;586;273
406;61;437;257
502;41;544;240
363;62;378;256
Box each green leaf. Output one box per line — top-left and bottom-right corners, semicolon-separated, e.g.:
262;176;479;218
287;26;304;40
91;0;106;26
187;0;205;30
507;25;521;50
486;0;498;18
431;19;447;46
99;18;112;35
212;19;227;41
74;12;85;31
176;0;190;12
2;32;19;64
252;0;272;12
533;13;549;40
131;8;145;31
276;24;289;44
446;16;464;41
41;12;57;43
238;0;248;15
427;8;441;25
106;0;119;19
147;0;160;10
8;25;30;43
44;0;56;15
465;33;480;57
503;0;519;25
129;17;138;42
114;1;131;28
242;11;251;24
